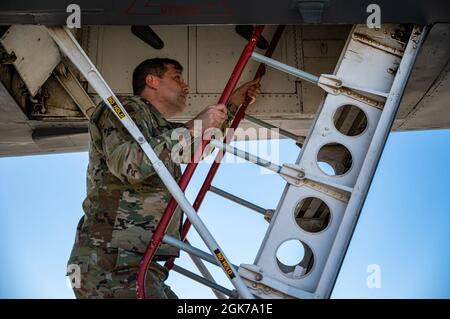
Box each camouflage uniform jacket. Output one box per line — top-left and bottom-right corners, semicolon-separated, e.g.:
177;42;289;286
74;95;238;258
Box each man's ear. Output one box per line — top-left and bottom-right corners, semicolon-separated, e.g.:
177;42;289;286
145;74;160;90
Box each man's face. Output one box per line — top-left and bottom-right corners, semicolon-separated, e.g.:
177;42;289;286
157;64;189;115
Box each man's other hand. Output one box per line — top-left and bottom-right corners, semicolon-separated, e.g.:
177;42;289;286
186;104;228;135
229;78;262;107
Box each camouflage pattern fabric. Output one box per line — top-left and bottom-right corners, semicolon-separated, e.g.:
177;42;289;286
68;95;238;298
69;244;178;299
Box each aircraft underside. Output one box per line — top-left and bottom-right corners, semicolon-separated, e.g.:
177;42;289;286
0;1;449;158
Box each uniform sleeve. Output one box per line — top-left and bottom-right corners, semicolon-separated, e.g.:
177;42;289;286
168;122;198;165
194;101;240;162
98;109;180;185
221;102;240;132
147;102;240;166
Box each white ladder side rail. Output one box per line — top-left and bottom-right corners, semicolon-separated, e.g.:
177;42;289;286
235;25;426;299
45;26;254;299
317;25;427;298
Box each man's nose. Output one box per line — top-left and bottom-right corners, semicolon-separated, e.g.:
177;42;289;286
182;83;190;94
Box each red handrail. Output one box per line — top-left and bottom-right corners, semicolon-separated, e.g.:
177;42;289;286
164;25;286;271
136;25;265;299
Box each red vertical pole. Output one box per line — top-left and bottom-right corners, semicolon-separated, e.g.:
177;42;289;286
137;25;265;299
164;25;286;271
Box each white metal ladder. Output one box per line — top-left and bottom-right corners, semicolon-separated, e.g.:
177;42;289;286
160;24;427;299
47;24;426;299
45;26;255;299
218;24;426;299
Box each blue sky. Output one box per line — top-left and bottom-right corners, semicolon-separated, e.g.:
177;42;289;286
1;129;449;298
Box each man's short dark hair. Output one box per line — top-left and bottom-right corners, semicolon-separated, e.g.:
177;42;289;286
132;58;183;95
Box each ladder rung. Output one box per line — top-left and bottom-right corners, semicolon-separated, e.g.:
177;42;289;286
210;139;282;173
302;179;350;203
244;114;301;142
209;185;269;216
163;235;217;267
210;140;353;198
303;170;354;194
187;247;228;299
163;235;238;269
252;52;386;108
211;140;348;192
252;52;320;84
172;264;235;298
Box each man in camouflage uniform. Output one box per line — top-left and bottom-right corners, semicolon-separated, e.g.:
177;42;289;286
67;58;261;298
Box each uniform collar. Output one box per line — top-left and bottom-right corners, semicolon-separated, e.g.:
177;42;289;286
135;96;168;127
